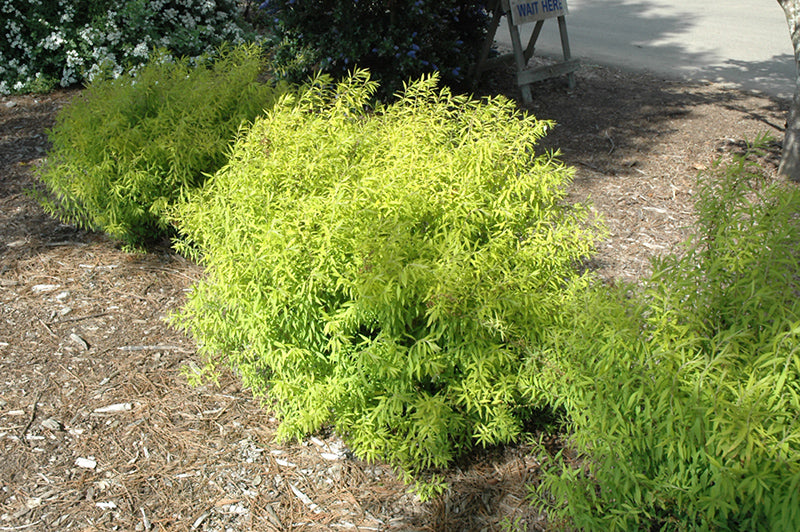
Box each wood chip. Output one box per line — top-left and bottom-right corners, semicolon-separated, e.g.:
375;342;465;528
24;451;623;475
140;508;152;531
75;457;96;469
40;418;63;431
289;483;321;513
31;284;60;293
274;458;296;468
191;512;209;530
69;333;89;350
92;403;133;414
95;501;117;510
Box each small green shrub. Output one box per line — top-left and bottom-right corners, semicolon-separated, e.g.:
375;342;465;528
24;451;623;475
0;0;249;94
530;137;800;530
37;44;286;247
260;0;490;97
171;70;601;481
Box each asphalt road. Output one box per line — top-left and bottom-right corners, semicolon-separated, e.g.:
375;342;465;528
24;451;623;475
494;0;795;99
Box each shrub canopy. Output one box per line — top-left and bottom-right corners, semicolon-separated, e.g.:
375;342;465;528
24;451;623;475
531;139;800;530
172;70;601;482
37;44;286;247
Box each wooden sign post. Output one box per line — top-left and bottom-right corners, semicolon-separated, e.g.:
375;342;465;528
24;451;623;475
473;0;578;104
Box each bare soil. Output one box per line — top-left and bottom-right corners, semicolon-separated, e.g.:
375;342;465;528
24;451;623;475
0;61;788;532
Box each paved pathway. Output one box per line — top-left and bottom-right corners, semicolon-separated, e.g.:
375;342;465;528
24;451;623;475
494;0;795;99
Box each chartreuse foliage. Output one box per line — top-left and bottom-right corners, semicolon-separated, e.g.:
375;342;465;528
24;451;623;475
37;44;286;247
530;136;800;530
171;70;601;484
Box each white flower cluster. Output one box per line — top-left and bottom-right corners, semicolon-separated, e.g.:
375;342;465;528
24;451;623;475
132;42;149;58
0;0;247;94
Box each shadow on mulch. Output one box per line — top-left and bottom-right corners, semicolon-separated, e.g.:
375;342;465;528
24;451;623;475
475;59;787;176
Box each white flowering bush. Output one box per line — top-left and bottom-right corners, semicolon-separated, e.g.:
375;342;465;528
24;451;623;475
0;0;248;94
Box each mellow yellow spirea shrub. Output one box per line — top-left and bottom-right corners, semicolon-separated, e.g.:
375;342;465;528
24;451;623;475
171;70;602;489
37;44;287;248
532;136;800;530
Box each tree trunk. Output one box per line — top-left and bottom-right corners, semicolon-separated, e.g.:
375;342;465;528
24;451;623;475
778;0;800;181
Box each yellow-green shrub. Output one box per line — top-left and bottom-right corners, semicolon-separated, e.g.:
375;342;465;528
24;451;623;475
37;44;286;247
172;70;601;483
531;137;800;530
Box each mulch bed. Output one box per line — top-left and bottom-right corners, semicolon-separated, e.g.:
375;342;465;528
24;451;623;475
0;61;789;531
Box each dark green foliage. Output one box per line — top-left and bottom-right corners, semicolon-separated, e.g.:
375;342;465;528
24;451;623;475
260;0;490;97
0;0;249;94
37;44;286;247
171;70;601;483
530;137;800;530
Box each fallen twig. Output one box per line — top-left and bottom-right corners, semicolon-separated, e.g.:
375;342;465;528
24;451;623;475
19;376;49;445
37;318;57;340
59;364;86;395
0;520;43;530
117;345;193;353
52;311;111;324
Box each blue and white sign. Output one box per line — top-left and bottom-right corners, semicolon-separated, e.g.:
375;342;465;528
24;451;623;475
509;0;568;25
